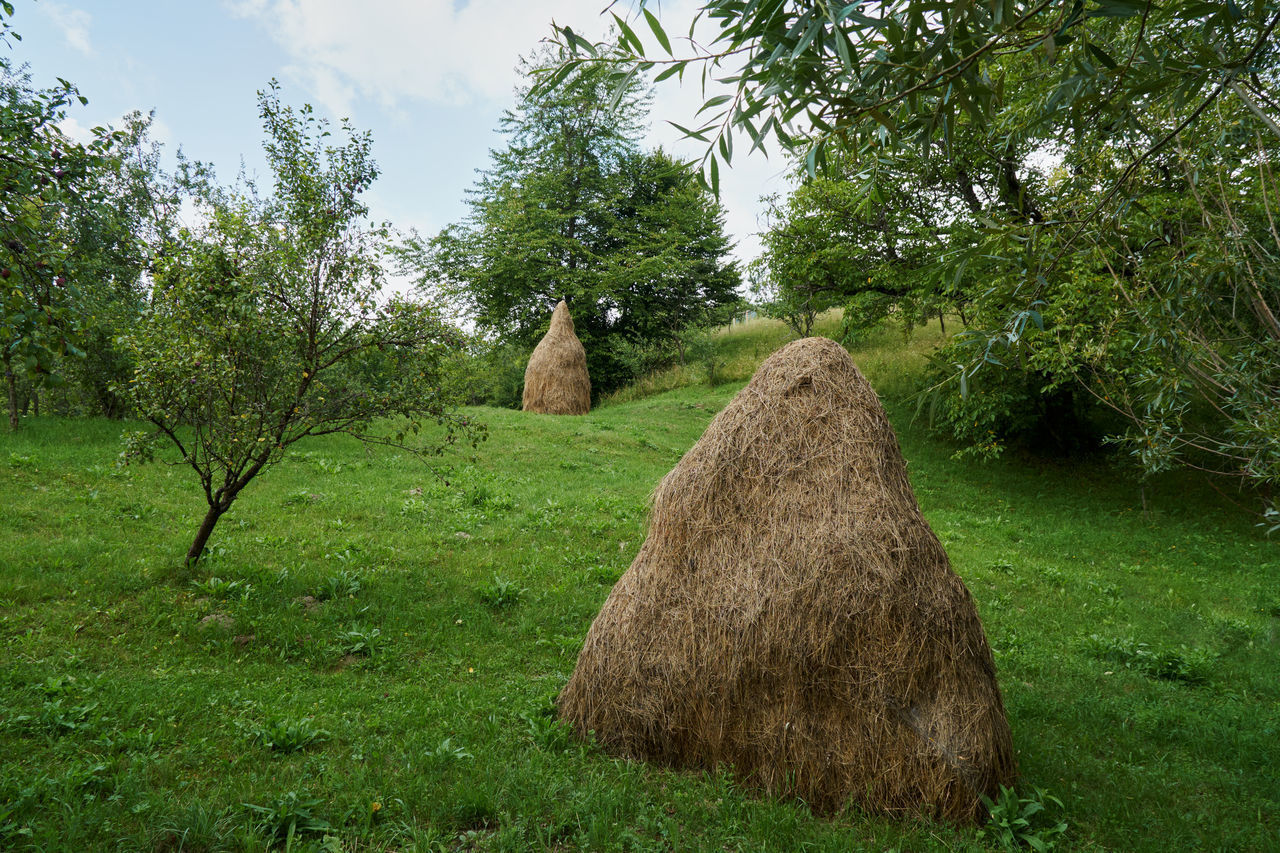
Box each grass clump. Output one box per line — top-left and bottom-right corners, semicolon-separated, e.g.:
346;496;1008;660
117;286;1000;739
1081;635;1217;685
980;785;1069;852
190;576;253;600
332;624;383;657
248;715;329;753
315;569;361;601
242;791;333;845
477;574;526;609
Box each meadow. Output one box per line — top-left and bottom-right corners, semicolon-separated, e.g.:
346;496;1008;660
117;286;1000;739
1;317;1277;851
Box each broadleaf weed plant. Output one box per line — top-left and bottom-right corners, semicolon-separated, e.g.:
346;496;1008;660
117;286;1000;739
981;785;1068;852
333;624;383;657
316;569;362;601
477;574;525;609
249;716;329;753
242;791;333;844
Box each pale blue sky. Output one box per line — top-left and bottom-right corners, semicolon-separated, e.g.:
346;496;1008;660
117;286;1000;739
6;0;785;272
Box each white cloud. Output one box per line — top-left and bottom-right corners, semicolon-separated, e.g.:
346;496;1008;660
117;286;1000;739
148;116;175;146
41;2;93;55
56;115;93;144
226;0;613;112
227;0;794;264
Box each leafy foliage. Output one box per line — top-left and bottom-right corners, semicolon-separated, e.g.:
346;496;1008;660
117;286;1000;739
333;624;383;657
249;716;330;753
423;737;474;769
980;785;1068;852
1082;634;1217;685
1;6;130;428
242;791;332;843
404;51;740;397
477;574;525;609
553;3;1280;504
52;111;181;420
550;1;1279;195
316;569;361;601
119;83;480;564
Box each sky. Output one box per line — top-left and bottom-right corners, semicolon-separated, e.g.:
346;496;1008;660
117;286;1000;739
5;0;794;281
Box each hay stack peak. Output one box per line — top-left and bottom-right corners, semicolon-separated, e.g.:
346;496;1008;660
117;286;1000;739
559;336;1015;821
523;300;591;415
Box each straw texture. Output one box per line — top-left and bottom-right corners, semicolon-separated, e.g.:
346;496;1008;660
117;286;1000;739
559;337;1015;821
522;300;591;415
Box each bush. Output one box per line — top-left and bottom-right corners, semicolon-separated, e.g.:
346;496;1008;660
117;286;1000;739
444;339;529;408
921;341;1104;459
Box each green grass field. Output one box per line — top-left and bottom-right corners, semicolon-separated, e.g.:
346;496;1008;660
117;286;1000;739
2;318;1277;851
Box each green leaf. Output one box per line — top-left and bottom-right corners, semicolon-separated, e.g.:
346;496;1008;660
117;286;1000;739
643;7;672;55
608;65;641;111
654;62;685;83
1087;43;1119;69
1087;0;1149;18
668;121;711;143
612;13;645;55
1024;835;1049;852
718;129;733;165
867;109;898;135
560;26;598;58
791;20;823;59
832;29;854;73
835;3;862;22
698;94;734;114
532;60;579;97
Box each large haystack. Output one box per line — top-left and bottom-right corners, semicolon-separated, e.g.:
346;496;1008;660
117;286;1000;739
523;300;591;415
559;337;1015;821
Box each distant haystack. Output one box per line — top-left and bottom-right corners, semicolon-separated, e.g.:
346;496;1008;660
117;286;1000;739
558;337;1015;821
522;300;591;415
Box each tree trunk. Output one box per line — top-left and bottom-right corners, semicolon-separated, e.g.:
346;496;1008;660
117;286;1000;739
4;355;17;431
938;309;946;335
187;455;271;566
186;502;227;566
675;336;686;366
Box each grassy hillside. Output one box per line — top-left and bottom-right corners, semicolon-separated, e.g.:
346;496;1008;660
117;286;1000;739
1;318;1277;851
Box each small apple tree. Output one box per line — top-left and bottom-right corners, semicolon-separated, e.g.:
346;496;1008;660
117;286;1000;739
120;85;480;565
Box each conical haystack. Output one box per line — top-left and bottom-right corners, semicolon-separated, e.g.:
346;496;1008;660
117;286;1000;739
522;300;591;415
559;337;1015;821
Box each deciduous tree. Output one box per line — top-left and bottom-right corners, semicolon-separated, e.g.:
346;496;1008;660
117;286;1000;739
549;3;1280;502
1;4;122;427
121;85;479;565
406;51;739;395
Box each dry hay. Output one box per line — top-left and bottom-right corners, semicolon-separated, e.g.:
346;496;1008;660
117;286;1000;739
523;300;591;415
558;336;1015;821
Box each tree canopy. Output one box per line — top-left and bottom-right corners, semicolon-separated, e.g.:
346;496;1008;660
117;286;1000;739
549;2;1280;504
550;1;1278;192
1;3;133;427
122;85;479;564
404;52;740;396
